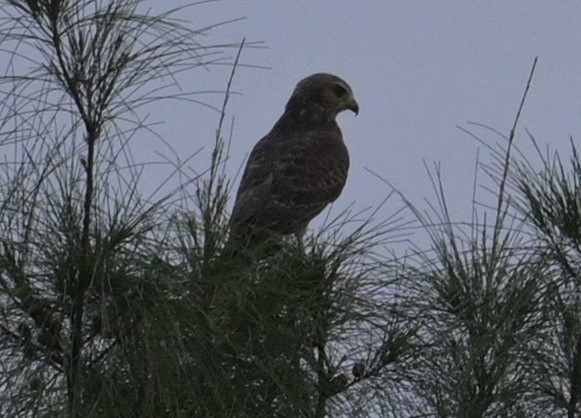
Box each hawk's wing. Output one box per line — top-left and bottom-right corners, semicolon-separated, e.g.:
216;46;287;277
231;126;349;238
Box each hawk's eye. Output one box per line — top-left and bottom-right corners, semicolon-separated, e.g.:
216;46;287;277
333;84;348;98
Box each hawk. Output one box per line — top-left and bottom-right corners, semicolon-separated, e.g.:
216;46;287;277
229;73;359;248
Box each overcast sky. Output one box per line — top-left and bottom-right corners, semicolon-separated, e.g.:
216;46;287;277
135;1;581;244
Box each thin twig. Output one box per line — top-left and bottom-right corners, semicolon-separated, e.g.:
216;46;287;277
492;57;538;252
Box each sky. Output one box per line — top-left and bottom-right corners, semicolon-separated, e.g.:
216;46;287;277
62;1;581;245
139;0;581;238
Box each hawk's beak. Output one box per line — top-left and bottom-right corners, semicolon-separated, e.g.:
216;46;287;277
347;98;359;116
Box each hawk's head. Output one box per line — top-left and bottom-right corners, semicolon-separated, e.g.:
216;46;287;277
286;73;359;120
